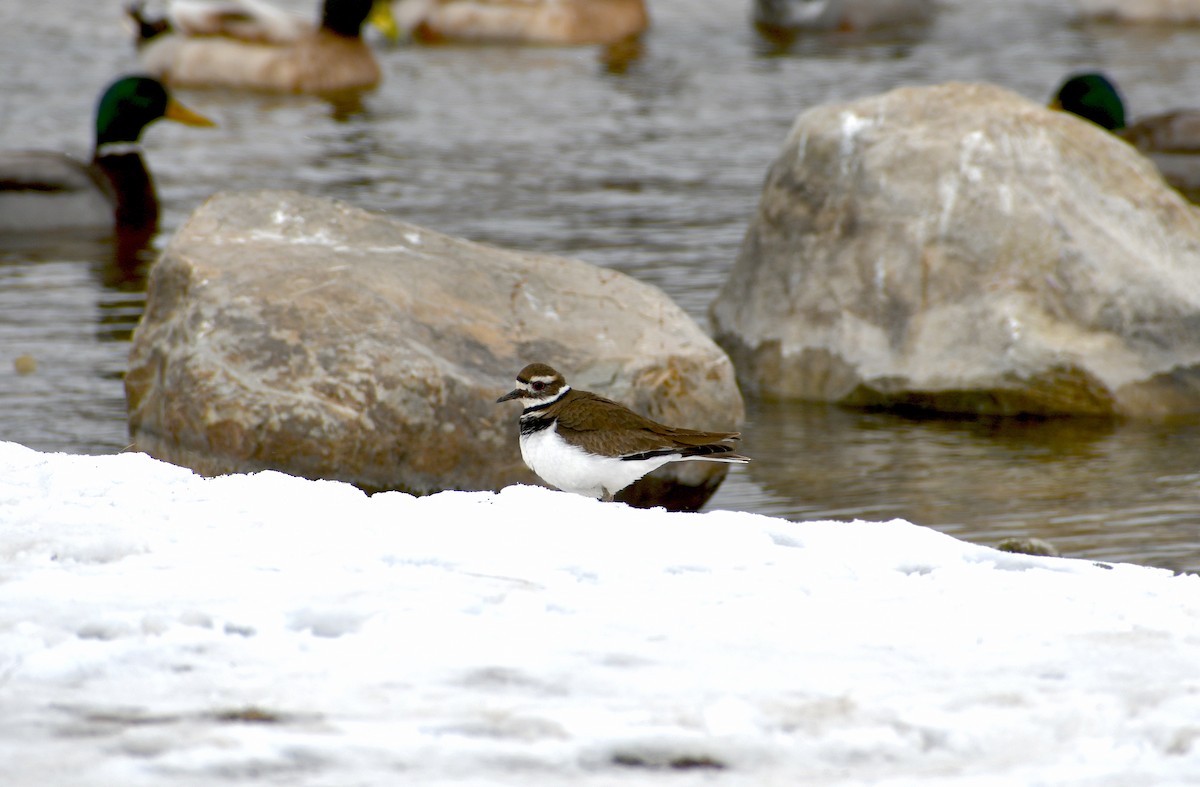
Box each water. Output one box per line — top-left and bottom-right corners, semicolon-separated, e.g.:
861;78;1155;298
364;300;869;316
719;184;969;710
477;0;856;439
2;0;1199;572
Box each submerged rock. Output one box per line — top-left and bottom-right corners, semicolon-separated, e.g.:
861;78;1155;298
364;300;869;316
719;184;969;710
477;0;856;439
996;537;1062;559
711;82;1200;417
126;190;743;509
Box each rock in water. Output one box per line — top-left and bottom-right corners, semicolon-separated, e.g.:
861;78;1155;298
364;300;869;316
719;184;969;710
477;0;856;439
127;190;743;509
711;82;1200;417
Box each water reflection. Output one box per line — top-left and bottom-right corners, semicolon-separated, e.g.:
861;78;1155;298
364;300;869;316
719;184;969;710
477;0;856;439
324;91;372;122
2;230;154;346
598;36;645;75
3;230;150;287
751;22;933;59
730;398;1200;573
0;233;143;454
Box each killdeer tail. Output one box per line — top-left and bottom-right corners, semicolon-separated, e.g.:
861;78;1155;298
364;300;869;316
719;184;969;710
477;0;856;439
683;451;751;464
622;444;751;464
698;453;751;464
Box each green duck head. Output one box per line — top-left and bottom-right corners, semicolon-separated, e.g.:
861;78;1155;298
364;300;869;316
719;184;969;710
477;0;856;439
94;75;214;150
1052;72;1127;131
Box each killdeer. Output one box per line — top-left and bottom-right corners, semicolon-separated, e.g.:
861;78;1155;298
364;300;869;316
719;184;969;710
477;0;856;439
496;363;749;501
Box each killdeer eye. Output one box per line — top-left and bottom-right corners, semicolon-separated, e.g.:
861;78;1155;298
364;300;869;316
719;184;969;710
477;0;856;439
531;381;546;391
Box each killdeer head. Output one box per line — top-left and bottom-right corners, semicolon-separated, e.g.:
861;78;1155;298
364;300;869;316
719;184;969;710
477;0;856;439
495;363;570;410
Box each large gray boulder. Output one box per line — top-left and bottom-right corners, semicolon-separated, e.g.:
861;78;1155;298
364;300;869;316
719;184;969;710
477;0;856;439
711;82;1200;417
126;190;744;509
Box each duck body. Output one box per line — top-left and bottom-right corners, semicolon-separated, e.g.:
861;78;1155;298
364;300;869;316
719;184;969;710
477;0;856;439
132;0;391;93
753;0;933;31
1053;72;1200;200
396;0;648;45
1121;111;1200;153
144;0;314;43
0;153;118;236
0;76;213;238
140;28;382;93
1125;113;1200;199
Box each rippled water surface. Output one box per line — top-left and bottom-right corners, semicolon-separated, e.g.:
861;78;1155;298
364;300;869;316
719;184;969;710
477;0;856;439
2;0;1199;572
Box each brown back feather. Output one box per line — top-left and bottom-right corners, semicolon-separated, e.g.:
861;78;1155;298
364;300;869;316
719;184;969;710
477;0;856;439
550;389;741;456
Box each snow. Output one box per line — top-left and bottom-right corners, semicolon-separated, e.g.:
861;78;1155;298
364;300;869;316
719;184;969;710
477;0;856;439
1;440;1198;786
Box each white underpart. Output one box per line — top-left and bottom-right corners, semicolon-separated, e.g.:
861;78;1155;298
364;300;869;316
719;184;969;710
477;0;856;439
519;423;679;500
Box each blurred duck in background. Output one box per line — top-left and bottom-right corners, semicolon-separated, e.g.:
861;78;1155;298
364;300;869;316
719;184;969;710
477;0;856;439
393;0;648;46
0;75;214;239
130;0;396;43
1070;0;1200;25
752;0;934;32
128;0;398;94
1052;72;1200;201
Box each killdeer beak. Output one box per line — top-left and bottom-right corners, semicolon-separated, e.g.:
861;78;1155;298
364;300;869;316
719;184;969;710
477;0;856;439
496;388;523;403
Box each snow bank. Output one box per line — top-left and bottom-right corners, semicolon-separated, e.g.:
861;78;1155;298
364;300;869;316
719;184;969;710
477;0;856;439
1;441;1197;785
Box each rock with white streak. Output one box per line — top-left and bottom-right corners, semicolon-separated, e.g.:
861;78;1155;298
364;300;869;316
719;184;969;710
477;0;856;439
126;190;743;509
711;82;1200;417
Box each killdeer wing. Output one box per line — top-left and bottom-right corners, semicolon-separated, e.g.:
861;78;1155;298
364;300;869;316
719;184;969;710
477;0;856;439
554;390;744;459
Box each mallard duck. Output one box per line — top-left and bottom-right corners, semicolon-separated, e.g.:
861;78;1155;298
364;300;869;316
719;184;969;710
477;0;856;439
1052;72;1200;200
752;0;934;32
130;0;399;44
129;0;397;93
0;76;214;238
393;0;648;46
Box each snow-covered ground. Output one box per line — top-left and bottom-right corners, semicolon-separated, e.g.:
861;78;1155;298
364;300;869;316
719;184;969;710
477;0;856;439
1;440;1198;786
